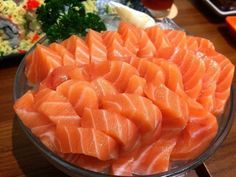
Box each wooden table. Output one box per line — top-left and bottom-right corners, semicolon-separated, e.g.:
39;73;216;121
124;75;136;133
0;0;235;176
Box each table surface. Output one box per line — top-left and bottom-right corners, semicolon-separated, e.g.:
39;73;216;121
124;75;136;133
0;0;235;177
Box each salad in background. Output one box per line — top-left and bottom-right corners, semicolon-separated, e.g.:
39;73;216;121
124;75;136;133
0;0;44;56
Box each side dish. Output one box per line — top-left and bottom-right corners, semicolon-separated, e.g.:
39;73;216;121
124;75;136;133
0;0;44;56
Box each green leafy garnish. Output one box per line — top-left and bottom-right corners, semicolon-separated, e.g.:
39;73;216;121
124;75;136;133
36;0;106;42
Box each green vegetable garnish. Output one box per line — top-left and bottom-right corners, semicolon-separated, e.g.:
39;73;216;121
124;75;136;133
36;0;106;42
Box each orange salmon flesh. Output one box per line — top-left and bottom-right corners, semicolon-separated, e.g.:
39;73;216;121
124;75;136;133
16;22;234;176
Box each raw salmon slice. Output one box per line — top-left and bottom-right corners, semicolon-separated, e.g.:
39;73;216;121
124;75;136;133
171;49;205;100
152;58;184;95
125;75;146;96
14;90;52;129
31;123;62;153
34;126;60;152
25;45;43;84
197;37;216;56
145;25;170;51
31;124;55;137
111;153;135;176
129;58;165;84
118;21;140;36
63;154;110;172
144;81;189;131
118;22;140;54
61;35;90;66
49;43;76;66
140;118;162;146
214;90;232;115
163;29;187;49
56;80;99;116
40;66;90;90
56;125;119;160
25;44;62;84
186;36;199;51
103;31;134;62
25;51;38;84
102;93;162;133
197;37;215;50
197;56;221;112
119;21;141;37
137;30;156;58
102;31;123;46
89;61;139;92
14;91;60;152
132;136;177;175
34;88;81;124
210;52;235;114
91;78;118;99
171;111;218;160
187;36;215;54
111;144;143;176
82;108;139;151
86;29;107;64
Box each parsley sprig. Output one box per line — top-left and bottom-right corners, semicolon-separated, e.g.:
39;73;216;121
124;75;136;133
36;0;106;42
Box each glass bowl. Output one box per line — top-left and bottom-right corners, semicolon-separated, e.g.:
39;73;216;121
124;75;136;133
13;23;235;177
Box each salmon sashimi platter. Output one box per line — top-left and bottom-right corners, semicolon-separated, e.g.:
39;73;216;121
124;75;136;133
13;5;235;176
